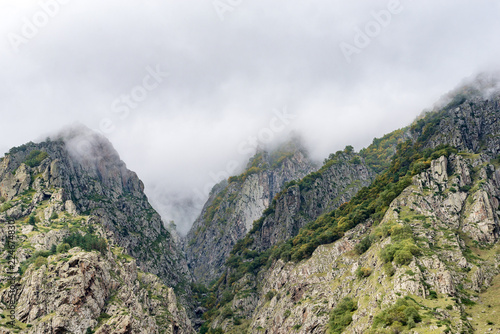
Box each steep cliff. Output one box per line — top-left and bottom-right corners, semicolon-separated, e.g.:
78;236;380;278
0;127;190;287
0;127;195;333
185;141;317;284
249;150;375;252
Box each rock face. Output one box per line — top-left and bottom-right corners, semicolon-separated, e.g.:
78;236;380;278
185;142;317;283
413;95;500;158
0;126;195;333
251;151;375;252
0;127;190;287
4;249;194;334
212;153;500;334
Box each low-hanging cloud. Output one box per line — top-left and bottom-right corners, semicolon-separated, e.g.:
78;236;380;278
1;0;500;234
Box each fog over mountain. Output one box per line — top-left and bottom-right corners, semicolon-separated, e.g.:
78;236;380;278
1;0;499;234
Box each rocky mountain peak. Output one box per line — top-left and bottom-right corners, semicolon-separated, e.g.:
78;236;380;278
0;127;195;333
184;142;317;284
1;128;191;293
59;124;123;164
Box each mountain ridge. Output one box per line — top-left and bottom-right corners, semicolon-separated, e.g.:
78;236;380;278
0;74;499;334
199;80;500;333
0;127;196;333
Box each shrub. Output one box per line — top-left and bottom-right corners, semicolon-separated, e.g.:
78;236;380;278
394;250;414;266
372;298;421;330
428;290;438;299
57;243;71;253
444;93;466;110
97;313;111;322
328;298;357;334
34;256;48;269
265;290;277;301
344;145;354;154
18;249;53;274
220;290;234;305
24;150;49;167
50;212;59;220
459;185;471;192
27;215;37;226
380;239;420;266
0;202;13;213
460;297;476;306
246;166;261;175
63;233;107;254
220;305;233;319
350;157;361;165
383;263;396;277
355;267;372;279
354;235;373;255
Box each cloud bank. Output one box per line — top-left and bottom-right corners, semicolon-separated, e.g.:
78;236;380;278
1;0;499;234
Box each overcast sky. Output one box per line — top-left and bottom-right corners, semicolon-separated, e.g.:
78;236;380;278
1;0;499;234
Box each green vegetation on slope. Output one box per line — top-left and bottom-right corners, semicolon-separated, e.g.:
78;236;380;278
328;297;358;334
360;127;408;174
377;221;421;266
224;142;456;288
246;148;362;235
24;150;49;167
63;232;107;254
203;187;230;223
227;148;300;185
18;231;107;275
198;105;490;332
299;146;357;192
371;297;422;331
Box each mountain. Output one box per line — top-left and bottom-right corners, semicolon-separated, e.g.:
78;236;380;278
0;126;194;333
1;74;499;334
184;139;317;284
200;77;500;333
216;152;500;333
244;149;375;254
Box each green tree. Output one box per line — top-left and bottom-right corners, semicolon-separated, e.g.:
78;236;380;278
372;298;421;329
62;233;107;254
34;256;48;269
27;215;37;226
24;150;49;167
328;298;357;334
344;145;354;154
56;243;71;253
